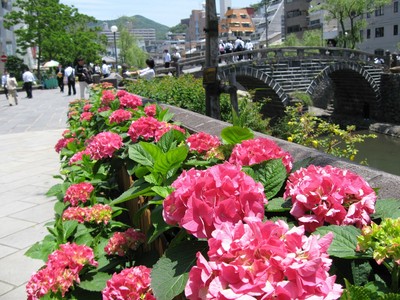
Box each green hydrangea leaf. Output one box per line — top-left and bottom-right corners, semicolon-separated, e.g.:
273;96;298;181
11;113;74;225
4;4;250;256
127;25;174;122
221;126;254;145
372;199;400;220
79;272;112;292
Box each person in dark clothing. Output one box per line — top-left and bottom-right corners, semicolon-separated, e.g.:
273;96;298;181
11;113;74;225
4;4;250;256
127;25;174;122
55;63;65;92
75;57;92;99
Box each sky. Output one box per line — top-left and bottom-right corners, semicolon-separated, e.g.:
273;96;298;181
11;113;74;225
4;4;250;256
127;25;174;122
60;0;257;27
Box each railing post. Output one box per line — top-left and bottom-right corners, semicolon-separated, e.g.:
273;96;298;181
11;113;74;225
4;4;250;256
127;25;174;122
297;48;304;58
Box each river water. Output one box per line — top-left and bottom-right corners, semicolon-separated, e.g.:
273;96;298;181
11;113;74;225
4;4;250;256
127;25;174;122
355;130;400;176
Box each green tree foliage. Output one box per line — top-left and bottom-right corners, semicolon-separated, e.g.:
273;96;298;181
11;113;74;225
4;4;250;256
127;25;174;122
169;23;188;34
4;55;26;81
4;0;105;78
282;30;323;47
312;0;391;49
118;28;148;69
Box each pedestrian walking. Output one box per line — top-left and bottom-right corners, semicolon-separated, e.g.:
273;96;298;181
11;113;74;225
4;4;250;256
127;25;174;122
22;68;35;99
64;64;76;96
55;63;65;93
6;72;18;106
101;60;110;78
163;49;171;68
75;57;92;99
1;70;9;101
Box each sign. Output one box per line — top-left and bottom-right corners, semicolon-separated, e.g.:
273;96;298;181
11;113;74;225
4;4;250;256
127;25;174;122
0;55;7;63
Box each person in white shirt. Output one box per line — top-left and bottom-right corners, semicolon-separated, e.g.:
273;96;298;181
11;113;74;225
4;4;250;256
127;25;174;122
22;68;35;99
6;72;18;106
245;40;254;60
1;70;9;100
163;50;171;68
127;59;155;81
64;64;76;96
102;60;110;78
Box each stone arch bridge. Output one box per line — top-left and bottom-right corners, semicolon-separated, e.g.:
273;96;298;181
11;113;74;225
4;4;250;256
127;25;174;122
174;47;385;120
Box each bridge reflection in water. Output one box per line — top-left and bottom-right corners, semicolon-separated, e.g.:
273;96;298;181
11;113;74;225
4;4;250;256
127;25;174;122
172;47;386;121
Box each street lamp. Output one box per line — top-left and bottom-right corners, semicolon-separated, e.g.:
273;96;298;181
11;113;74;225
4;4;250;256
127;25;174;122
110;25;118;71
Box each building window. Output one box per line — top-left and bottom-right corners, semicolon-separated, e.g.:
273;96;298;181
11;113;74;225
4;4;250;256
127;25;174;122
367;29;371;39
242;23;251;28
394;25;399;35
375;6;384;16
287;25;301;33
395;1;398;13
287;10;302;18
375;27;384;37
240;14;248;19
366;12;371;18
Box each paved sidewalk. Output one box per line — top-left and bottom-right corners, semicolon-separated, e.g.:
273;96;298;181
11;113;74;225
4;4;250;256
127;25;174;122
0;87;83;299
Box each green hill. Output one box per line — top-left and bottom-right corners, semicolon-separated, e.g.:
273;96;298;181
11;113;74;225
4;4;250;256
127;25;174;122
98;15;170;40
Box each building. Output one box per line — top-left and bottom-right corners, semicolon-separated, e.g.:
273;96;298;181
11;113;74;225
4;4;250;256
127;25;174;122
219;8;256;41
220;0;232;20
282;0;310;40
186;8;206;43
308;0;338;46
357;0;399;55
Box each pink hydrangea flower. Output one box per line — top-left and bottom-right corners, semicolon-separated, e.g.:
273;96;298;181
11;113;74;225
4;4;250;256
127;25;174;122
83;104;92;112
229;137;293;173
63;182;94;206
163;162;267;239
186;132;221;154
54;137;75;153
98;106;111;113
154;122;186;142
102;266;155;300
104;228;146;256
62;204;112;224
144;104;157;117
119;93;142;109
116;89;128;98
185;219;343;299
284;165;377;232
102;90;116;106
86;132;123;160
80;111;93;121
69;149;91;165
128;116;161;142
26;243;97;299
109;109;133;124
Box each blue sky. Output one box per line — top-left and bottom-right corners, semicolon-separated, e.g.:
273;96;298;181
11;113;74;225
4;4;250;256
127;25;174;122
60;0;257;27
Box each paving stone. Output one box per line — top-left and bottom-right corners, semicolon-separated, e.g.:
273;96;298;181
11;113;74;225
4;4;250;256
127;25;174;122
0;245;18;259
11;201;55;224
0;217;36;239
0;284;26;300
0;201;36;218
0;282;14;297
0;222;49;250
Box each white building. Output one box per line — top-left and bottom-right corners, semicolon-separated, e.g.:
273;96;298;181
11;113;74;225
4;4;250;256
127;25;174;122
220;0;232;20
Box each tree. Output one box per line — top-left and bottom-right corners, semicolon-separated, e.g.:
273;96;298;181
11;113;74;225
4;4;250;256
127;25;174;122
4;0;105;78
118;28;148;69
312;0;391;49
5;55;26;81
169;23;188;33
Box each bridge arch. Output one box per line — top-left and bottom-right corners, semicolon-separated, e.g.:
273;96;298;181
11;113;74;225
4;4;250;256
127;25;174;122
306;62;381;119
219;65;290;119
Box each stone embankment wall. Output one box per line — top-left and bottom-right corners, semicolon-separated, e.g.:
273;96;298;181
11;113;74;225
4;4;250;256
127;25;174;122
165;104;400;200
379;73;400;124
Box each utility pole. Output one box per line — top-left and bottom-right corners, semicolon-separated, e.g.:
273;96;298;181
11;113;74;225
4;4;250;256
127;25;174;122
265;0;269;47
204;0;221;119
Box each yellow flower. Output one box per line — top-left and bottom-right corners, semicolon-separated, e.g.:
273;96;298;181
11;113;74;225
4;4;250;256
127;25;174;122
287;136;293;142
312;140;318;147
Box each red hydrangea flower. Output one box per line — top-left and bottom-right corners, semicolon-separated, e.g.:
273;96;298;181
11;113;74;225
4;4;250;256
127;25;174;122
63;182;94;206
127;116;161;142
104;228;146;256
119;93;142;109
26;243;97;299
116;89;128;98
80;111;93;121
101;90;116;106
144;104;157;117
102;266;155;300
86;132;123;160
62;204;112;224
163;162;267;239
284;165;377;232
185;219;343;299
229;137;293;173
69;149;91;165
109;109;133;124
83;104;92;112
54;137;75;153
186;132;221;154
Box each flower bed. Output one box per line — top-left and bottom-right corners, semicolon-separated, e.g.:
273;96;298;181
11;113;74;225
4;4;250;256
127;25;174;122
26;83;400;299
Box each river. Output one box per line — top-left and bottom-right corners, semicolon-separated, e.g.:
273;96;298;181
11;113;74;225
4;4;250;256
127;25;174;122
355;130;400;176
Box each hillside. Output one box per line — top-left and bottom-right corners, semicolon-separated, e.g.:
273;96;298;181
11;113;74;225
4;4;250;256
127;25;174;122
98;15;170;40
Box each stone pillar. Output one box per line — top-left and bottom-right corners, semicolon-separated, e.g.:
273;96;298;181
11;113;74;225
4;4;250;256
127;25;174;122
379;73;400;123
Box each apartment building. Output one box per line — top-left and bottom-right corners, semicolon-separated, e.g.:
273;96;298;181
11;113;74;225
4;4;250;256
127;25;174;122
0;0;16;70
282;0;310;39
219;8;255;41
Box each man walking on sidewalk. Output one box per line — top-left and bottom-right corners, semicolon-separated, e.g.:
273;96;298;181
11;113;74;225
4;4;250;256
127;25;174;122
22;68;35;99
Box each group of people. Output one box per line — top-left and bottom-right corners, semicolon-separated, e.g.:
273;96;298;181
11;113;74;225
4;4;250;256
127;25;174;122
219;37;254;62
1;68;36;106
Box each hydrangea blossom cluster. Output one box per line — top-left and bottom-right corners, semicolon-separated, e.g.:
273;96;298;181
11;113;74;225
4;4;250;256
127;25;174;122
163;162;267;239
101;90;116;106
26;243;98;300
62;204;112;224
80;111;93;121
104;228;146;256
185;219;343;299
229;137;293;173
144;104;157;117
116;89;128;98
83;104;92;112
102;266;155;300
128;116;184;143
54;137;75;153
63;182;94;206
284;165;377;232
109;109;133;124
86;131;123;160
119;93;142;109
69;149;91;165
186;132;221;155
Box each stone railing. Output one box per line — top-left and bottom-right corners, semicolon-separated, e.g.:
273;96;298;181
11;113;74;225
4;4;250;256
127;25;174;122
164;104;400;200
